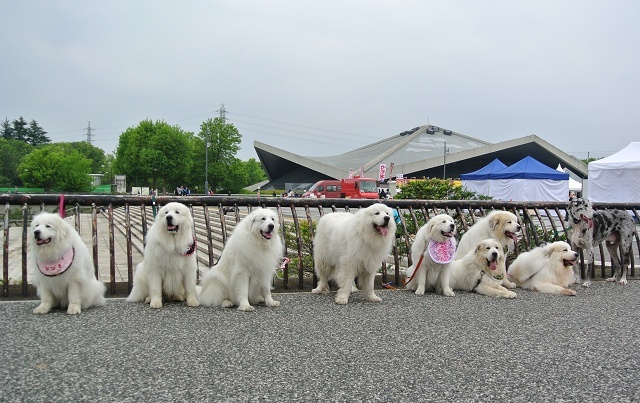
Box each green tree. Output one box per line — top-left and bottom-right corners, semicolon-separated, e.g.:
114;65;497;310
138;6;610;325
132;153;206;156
18;145;92;192
56;141;106;173
244;158;267;185
12;117;28;142
0;138;34;186
25;120;51;146
394;178;489;200
194;118;242;192
1;118;13;139
113;120;194;192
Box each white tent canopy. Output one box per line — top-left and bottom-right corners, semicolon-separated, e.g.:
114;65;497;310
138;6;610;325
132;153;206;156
556;164;582;192
588;142;640;203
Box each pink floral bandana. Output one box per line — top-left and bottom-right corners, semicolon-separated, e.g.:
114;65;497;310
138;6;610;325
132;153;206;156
427;238;456;264
37;248;75;276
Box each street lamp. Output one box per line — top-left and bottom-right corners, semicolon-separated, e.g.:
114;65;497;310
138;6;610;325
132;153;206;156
205;129;210;194
443;141;450;179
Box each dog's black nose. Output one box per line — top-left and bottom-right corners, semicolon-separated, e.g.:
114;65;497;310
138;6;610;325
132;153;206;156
383;216;390;224
34;230;40;237
573;252;578;258
268;223;274;231
491;251;497;259
516;224;521;231
166;216;173;224
449;223;455;230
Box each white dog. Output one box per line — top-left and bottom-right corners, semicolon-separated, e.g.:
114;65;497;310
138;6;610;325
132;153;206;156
198;208;283;312
449;239;517;298
507;241;578;296
312;203;396;304
29;212;106;314
454;210;521;289
127;202;199;308
404;214;457;296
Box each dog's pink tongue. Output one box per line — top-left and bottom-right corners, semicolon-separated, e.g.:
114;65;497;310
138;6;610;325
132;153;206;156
379;226;389;236
489;260;497;271
262;231;272;239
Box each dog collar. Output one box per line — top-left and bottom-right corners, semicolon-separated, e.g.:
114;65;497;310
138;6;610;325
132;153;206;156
427;238;456;265
37;248;75;276
181;237;197;256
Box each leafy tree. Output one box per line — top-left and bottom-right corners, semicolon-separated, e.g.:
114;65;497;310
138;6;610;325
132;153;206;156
394;178;490;200
193;118;242;192
11;117;28;142
1;118;13;139
244;158;267;185
0;138;34;186
26;120;51;146
113;120;194;192
56;141;106;173
18;145;92;192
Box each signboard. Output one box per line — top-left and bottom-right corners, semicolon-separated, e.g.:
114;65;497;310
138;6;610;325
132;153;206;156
378;164;387;181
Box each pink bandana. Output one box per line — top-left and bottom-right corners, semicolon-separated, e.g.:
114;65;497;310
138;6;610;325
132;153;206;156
37;248;75;276
428;238;456;264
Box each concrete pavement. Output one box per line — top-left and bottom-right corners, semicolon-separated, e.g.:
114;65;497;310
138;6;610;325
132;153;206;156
1;282;640;402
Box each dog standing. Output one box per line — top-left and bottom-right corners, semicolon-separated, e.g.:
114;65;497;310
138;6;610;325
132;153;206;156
567;197;635;287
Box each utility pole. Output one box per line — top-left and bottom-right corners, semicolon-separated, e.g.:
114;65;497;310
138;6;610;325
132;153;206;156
443;141;450;179
84;121;95;144
205;128;209;194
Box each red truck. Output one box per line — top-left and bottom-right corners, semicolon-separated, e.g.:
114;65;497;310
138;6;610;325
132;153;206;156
302;177;378;199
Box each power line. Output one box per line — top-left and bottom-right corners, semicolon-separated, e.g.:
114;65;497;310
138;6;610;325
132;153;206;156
84;121;95;144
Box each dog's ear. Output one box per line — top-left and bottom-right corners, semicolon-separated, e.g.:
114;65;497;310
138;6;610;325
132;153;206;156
538;241;548;248
543;244;555;257
489;215;499;231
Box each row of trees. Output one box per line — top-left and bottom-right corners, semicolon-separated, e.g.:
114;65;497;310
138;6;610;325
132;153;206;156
2;117;51;146
1;116;266;194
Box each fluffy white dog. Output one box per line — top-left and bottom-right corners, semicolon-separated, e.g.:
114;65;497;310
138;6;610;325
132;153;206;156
507;241;578;296
127;202;199;308
404;214;457;296
312;203;396;304
454;210;521;289
198;208;283;312
449;239;517;298
29;212;106;314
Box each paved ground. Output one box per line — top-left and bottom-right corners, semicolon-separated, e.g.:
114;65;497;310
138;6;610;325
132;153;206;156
2;281;640;402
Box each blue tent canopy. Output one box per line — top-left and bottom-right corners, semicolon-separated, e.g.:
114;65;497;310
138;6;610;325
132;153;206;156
460;159;507;180
488;156;569;180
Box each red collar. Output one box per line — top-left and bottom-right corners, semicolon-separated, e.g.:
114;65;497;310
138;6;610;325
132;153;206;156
181;237;197;256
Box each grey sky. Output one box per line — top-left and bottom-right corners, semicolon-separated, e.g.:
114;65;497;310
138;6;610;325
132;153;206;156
2;1;638;162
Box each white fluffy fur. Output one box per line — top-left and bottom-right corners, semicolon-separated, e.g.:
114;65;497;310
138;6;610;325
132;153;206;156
454;210;521;289
198;208;283;312
507;241;578;296
404;214;457;296
449;239;517;298
127;202;199;308
312;203;396;305
29;212;106;314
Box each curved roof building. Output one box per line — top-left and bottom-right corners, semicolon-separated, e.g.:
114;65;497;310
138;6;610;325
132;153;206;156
254;124;587;190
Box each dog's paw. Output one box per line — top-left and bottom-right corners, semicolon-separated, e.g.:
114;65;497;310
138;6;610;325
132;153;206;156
67;304;81;315
442;288;455;297
503;291;517;299
311;286;329;295
238;304;255;312
186;297;199;307
581;280;592;288
149;299;163;309
366;294;382;303
144;297;151;304
503;280;517;289
619;278;628;285
265;300;280;307
33;305;50;314
221;300;234;308
414;287;425;296
561;288;577;296
335;295;349;305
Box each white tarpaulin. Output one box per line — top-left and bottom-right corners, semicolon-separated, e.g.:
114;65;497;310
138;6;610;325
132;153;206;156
588;142;640;203
557;164;582;192
487;156;569;202
460;159;507;196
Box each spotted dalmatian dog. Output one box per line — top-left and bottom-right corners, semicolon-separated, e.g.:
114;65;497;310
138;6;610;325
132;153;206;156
567;197;636;287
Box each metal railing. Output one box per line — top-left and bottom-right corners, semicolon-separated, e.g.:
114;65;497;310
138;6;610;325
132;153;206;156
2;194;639;298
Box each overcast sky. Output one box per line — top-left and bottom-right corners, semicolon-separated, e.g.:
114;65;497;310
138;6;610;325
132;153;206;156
2;1;638;163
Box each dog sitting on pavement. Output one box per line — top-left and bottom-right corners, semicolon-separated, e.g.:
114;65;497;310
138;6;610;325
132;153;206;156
567;197;635;287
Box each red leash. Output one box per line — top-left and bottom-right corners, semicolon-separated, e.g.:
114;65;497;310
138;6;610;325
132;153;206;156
403;253;426;286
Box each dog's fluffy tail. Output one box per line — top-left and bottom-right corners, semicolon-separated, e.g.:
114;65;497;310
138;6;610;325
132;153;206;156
197;268;230;307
